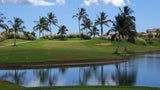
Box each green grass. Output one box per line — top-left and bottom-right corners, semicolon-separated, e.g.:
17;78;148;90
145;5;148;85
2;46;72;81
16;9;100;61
0;38;160;64
0;39;27;46
0;79;24;89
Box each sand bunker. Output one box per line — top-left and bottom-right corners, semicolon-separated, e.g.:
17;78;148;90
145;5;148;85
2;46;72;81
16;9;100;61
96;43;112;46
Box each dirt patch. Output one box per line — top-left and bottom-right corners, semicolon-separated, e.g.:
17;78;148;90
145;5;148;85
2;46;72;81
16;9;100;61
0;59;128;69
96;43;112;46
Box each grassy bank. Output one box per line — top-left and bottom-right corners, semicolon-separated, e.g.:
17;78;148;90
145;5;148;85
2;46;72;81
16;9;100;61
0;80;160;90
0;38;160;64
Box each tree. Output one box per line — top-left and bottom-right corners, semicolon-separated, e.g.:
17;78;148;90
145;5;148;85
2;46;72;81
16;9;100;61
148;33;153;40
8;17;26;46
88;26;99;37
0;13;8;31
45;12;58;37
33;17;49;39
72;8;88;34
107;14;124;53
81;17;93;34
57;25;68;39
119;6;136;51
95;12;112;36
157;32;160;38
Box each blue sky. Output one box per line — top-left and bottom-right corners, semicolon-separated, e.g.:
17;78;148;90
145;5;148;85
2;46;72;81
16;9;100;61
0;0;160;35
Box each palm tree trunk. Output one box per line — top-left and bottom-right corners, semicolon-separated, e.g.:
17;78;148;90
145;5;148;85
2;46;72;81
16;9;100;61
39;30;40;39
101;65;104;85
125;36;127;51
14;30;16;46
115;34;120;53
101;24;103;36
43;30;44;37
79;20;80;34
50;23;52;37
79;20;82;40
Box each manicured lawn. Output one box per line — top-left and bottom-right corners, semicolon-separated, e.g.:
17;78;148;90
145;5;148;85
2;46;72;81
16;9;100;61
0;80;24;89
0;38;160;64
0;39;27;46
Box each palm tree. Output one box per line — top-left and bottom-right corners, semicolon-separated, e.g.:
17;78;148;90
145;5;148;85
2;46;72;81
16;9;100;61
0;13;8;31
57;25;68;39
81;17;93;34
45;12;58;37
33;17;49;39
72;8;88;34
88;26;99;37
107;14;124;53
8;17;26;46
95;12;112;36
119;6;136;51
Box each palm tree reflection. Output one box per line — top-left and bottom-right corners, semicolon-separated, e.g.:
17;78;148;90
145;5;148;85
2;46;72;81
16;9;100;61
112;62;137;86
0;70;26;85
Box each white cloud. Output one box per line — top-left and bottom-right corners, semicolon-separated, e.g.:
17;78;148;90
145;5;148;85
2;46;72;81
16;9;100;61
82;0;130;7
56;0;65;5
82;0;99;6
0;0;55;6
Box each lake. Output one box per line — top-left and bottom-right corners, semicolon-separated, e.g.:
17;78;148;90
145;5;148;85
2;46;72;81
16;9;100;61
0;54;160;87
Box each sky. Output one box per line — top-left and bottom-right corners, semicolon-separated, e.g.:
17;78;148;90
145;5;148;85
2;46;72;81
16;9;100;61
0;0;160;35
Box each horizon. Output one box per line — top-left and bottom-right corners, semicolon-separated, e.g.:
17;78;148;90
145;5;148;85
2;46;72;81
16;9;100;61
0;0;160;35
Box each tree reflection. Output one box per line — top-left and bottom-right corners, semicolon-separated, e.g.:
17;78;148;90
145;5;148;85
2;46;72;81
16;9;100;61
0;70;26;85
33;69;58;86
59;68;67;75
97;65;109;85
79;66;98;85
49;69;57;86
33;69;49;84
112;62;137;86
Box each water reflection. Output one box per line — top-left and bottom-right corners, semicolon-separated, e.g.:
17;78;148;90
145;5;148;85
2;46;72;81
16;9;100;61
112;63;137;86
0;54;160;87
0;70;26;85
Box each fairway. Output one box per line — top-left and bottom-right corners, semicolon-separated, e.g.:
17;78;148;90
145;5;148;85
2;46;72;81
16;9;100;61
0;39;160;65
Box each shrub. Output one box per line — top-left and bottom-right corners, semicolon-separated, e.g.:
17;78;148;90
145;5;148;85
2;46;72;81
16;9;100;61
99;35;111;40
148;33;153;40
66;32;79;38
157;32;160;38
80;33;91;40
0;34;6;42
0;31;36;41
138;33;143;37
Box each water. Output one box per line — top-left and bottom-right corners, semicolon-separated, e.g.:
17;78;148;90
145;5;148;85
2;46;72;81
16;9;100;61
0;54;160;87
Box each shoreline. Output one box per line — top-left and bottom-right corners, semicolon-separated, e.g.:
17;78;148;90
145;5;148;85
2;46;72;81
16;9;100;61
0;59;128;69
0;50;160;69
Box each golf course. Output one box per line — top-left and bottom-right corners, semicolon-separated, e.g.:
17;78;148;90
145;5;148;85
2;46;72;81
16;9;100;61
0;38;160;65
0;0;160;89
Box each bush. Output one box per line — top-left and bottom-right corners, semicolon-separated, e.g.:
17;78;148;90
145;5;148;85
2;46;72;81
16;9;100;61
80;33;91;40
148;33;153;39
138;33;143;37
0;31;36;41
99;35;111;40
0;34;6;42
66;32;80;38
157;32;160;38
